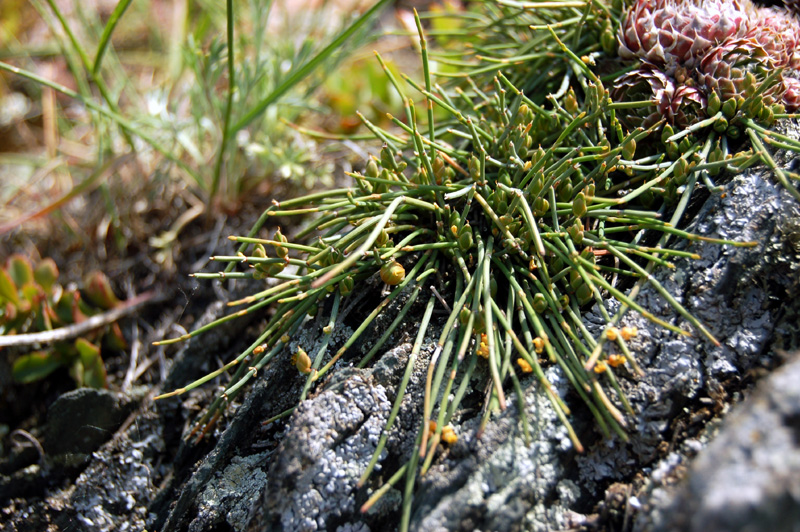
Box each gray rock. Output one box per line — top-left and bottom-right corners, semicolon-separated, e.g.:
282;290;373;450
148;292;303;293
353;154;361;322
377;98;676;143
264;370;392;531
55;410;164;532
190;452;269;532
641;352;800;532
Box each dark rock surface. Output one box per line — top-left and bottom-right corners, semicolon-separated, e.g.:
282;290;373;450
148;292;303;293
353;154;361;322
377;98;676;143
43;388;136;458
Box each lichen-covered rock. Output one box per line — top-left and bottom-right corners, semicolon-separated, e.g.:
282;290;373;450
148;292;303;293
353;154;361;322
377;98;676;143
190;453;269;532
56;410;164;532
264;371;392;531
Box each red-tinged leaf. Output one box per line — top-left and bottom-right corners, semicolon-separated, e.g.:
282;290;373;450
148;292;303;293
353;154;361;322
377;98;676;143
33;258;59;292
83;271;121;310
71;293;88;324
33;297;53;332
20;282;43;307
104;321;127;351
12;350;64;383
54;290;77;324
3;301;17;322
45;302;63;327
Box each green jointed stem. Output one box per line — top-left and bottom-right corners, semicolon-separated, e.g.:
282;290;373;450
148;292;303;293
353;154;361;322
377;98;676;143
358;295;437;488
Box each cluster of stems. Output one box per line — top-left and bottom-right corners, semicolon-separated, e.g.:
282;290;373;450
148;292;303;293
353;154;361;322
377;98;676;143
155;2;798;528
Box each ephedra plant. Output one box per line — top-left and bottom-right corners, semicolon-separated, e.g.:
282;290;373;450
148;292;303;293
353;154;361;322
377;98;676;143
156;0;800;528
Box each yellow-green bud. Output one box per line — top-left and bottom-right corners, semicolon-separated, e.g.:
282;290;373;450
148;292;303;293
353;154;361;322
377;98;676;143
381;145;397;172
274;228;289;255
533;197;549;217
380;260;405;285
339;276;354;296
576;283;593;305
292;348;312;374
565;88;579;115
708;91;721;116
661;124;675;145
459;307;471;326
558;180;573;202
621;138;636;160
376;228;389;247
568;218;584;244
760;106;774;125
458;224;474;252
722;98;737;120
572;192;587;217
533;293;548;314
366;159;379;178
266;261;286;277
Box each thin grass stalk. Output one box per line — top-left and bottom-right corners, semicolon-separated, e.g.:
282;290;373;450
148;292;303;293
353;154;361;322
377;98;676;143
209;0;237;203
92;0;133;75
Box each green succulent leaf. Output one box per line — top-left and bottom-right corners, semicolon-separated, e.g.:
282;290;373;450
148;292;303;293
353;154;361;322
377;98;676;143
8;255;34;288
0;268;19;307
75;337;106;389
12;350;64;384
83;271;121;310
33;258;59;293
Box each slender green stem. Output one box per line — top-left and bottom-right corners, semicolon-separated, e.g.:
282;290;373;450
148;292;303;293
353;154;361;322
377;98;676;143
93;0;133;75
209;0;237;203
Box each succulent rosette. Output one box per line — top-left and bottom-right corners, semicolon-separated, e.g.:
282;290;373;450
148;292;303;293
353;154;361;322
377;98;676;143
698;37;770;102
614;0;800;125
612;63;675;128
613;62;707;128
753;8;800;69
782;77;800;111
618;0;753;73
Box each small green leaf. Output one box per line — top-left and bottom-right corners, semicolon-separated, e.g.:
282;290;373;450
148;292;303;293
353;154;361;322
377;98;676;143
8;255;34;287
20;283;43;307
32;297;53;332
33;258;59;292
12;350;64;383
75;338;106;388
54;290;78;324
103;322;127;351
0;268;19;306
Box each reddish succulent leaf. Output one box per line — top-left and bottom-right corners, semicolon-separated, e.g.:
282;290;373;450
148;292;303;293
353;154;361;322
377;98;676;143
20;282;43;307
71;293;88;324
83;271;121;310
53;290;77;324
104;321;127;351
